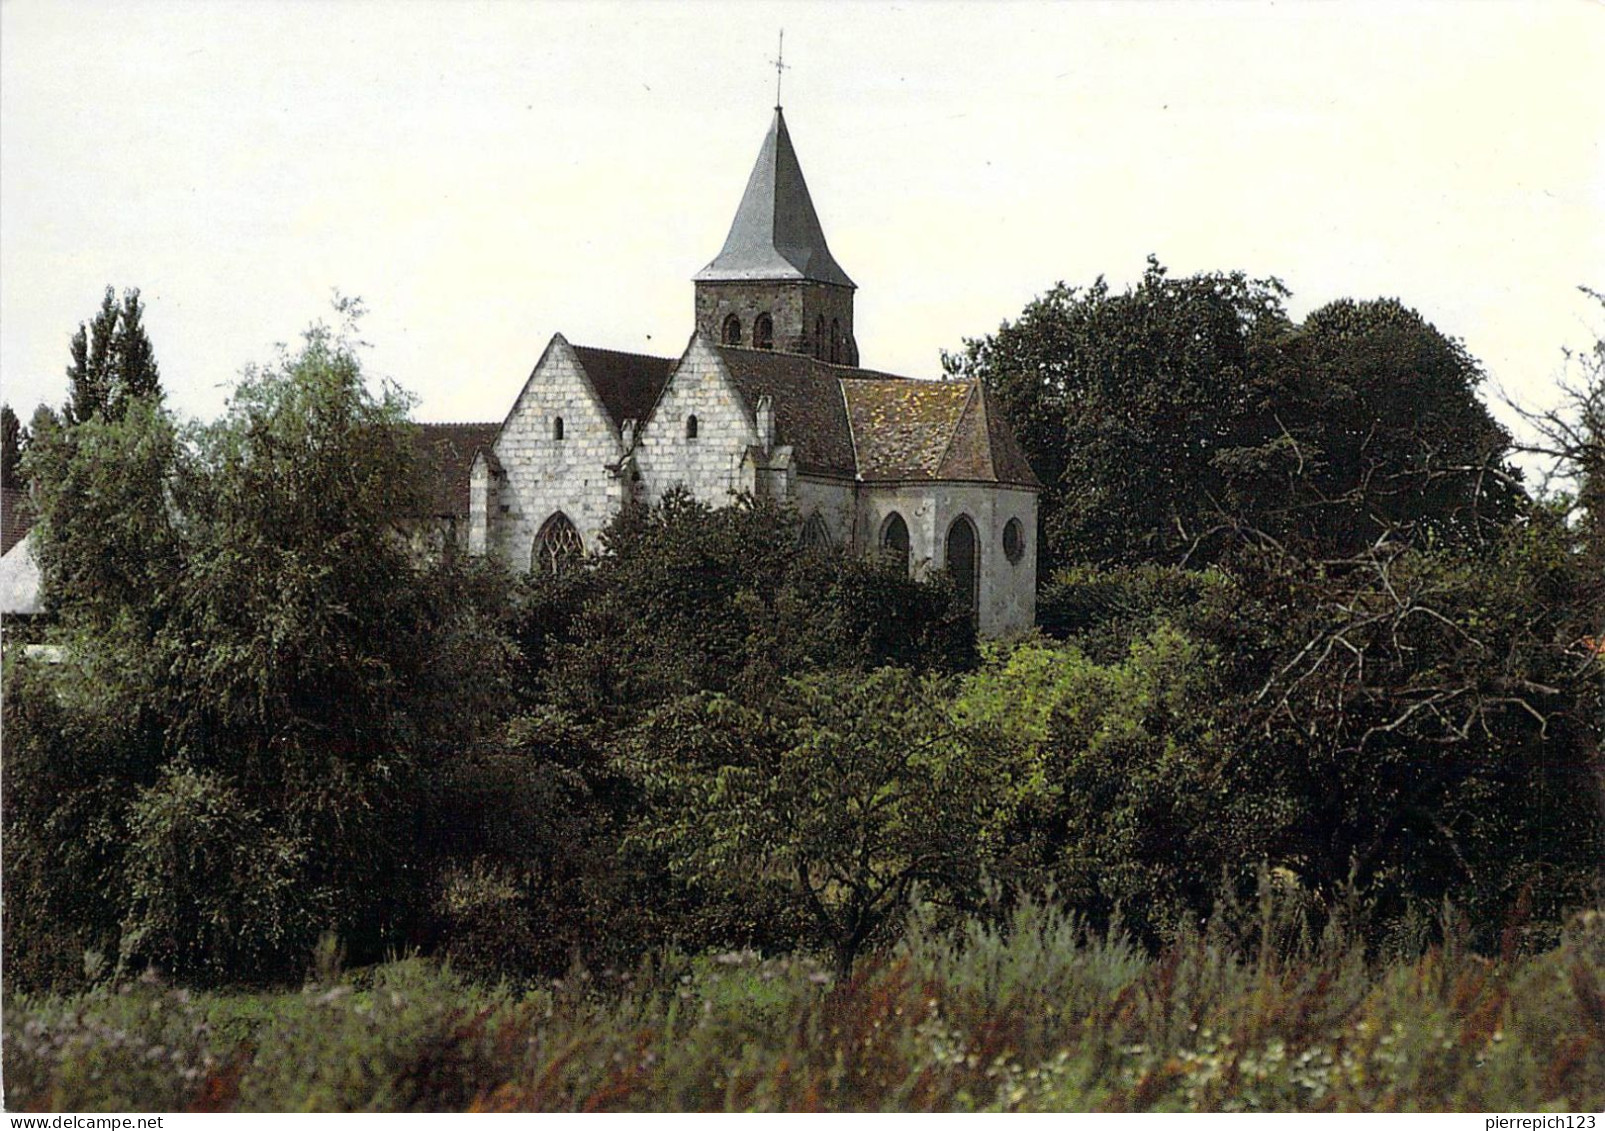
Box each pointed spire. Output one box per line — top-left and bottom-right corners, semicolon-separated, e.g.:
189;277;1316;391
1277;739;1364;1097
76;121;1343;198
694;108;855;288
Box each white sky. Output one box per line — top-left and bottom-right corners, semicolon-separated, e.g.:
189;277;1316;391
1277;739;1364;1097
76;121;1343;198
2;1;1601;433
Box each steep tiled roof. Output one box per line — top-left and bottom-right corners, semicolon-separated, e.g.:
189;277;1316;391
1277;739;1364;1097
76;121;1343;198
2;485;34;556
571;345;676;430
931;383;1041;488
693;108;854;288
842;379;974;481
412;423;500;517
715;347;860;476
714;346;1040;488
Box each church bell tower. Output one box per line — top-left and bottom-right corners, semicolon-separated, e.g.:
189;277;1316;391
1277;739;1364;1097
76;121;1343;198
693;107;858;365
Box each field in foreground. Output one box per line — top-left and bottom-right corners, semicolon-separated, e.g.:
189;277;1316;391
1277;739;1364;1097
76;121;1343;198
5;902;1603;1113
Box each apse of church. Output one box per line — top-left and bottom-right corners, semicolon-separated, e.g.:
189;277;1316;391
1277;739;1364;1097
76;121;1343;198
421;105;1040;637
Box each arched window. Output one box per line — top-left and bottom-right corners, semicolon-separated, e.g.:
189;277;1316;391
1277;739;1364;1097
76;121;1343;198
686;414;699;441
722;315;742;346
880;511;910;567
1002;517;1026;564
815;315;826;359
754;312;774;350
533;512;583;576
552;415;564;441
945;515;979;613
830;318;841;363
801;512;832;552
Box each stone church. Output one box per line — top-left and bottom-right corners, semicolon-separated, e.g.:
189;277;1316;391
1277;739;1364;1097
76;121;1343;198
419;107;1040;636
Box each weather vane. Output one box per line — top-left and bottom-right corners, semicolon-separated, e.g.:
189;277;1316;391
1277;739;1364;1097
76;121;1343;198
772;29;788;109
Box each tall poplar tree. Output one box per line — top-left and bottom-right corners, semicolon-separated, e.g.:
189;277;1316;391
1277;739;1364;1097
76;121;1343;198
64;286;161;425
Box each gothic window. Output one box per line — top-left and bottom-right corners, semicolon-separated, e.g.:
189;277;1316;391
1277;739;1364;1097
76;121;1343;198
1003;517;1026;564
552;415;564;441
945;515;979;614
801;511;832;552
880;511;910;567
533;512;583;576
686;414;699;441
754;312;774;350
815;315;826;359
723;315;742;346
830;318;841;363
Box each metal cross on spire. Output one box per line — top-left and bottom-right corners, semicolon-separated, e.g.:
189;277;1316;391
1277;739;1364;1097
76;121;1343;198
772;29;788;109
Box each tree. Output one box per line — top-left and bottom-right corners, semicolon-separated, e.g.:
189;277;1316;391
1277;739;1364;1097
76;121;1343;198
532;489;974;719
1;403;24;489
1508;286;1605;598
945;258;1292;568
9;300;525;984
626;669;1012;973
1248;298;1522;554
23;396;182;634
64;286;161;426
946;260;1520;569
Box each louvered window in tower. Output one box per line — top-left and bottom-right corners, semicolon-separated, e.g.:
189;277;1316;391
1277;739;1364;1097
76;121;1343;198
754;313;774;350
723;315;742;345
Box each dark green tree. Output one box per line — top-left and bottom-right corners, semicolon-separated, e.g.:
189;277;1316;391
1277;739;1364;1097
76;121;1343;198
532;489;974;719
945;258;1292;568
1;403;23;489
8;300;524;986
64;286;161;425
947;260;1520;569
1247;298;1522;554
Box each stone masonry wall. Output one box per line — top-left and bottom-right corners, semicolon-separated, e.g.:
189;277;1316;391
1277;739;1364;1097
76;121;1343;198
634;336;757;507
859;482;1038;638
695;280;856;363
489;335;626;569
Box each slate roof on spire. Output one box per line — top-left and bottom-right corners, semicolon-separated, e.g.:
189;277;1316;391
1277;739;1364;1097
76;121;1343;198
694;108;855;289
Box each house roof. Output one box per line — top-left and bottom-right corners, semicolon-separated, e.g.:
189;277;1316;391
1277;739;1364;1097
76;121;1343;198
571;345;676;430
693;108;854;289
2;485;34;556
713;345;1040;488
412;423;500;517
0;531;42;616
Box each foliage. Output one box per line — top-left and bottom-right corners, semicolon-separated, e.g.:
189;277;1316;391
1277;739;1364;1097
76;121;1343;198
625;669;1013;972
64;286;162;426
6;897;1603;1112
5;302;524;987
1;403;23;489
945;260;1519;568
1;655;159;990
955;630;1288;942
531;489;974;718
119;764;317;983
22;396;182;633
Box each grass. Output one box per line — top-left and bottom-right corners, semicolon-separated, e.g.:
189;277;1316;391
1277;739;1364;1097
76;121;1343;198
5;898;1603;1112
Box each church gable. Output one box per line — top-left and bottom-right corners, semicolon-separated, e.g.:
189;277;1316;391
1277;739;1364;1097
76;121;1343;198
489;334;664;564
634;334;760;504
